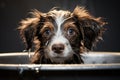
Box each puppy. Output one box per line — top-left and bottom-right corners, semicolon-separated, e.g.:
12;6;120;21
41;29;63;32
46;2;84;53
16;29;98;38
18;6;106;64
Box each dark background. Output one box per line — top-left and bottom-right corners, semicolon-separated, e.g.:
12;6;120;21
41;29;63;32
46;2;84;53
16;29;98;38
0;0;120;53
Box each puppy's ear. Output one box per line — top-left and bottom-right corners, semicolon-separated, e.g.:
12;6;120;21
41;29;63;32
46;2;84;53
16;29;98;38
73;6;106;50
18;10;43;50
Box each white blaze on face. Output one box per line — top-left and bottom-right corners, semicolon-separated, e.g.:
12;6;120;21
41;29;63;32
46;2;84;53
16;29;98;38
55;11;66;39
45;10;75;63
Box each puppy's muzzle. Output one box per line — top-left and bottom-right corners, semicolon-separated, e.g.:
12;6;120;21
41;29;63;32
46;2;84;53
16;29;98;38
52;43;65;54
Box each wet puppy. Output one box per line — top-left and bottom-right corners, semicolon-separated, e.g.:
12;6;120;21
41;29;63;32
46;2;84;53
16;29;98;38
18;6;106;64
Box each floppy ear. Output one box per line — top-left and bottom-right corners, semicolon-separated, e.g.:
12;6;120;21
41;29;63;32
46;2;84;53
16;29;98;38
18;10;43;50
73;6;106;50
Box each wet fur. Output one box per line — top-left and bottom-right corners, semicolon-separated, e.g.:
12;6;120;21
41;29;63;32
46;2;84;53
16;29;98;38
18;6;106;64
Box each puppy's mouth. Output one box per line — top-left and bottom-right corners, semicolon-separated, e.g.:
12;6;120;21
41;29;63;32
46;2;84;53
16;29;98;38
54;55;64;58
48;52;74;63
54;51;64;54
50;56;71;63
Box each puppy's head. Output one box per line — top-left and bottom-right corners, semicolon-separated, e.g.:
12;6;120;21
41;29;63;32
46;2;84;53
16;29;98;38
18;6;106;63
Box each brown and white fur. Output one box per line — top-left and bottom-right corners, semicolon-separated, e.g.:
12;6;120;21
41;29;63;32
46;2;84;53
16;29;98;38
18;6;106;64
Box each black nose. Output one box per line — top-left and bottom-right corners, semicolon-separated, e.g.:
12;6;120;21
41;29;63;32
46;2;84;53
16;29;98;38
52;43;65;54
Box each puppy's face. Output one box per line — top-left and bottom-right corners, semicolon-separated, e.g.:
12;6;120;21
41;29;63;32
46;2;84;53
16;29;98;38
39;15;82;63
18;6;105;63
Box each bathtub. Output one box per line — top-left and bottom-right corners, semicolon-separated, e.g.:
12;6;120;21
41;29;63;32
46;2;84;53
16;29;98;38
0;52;120;80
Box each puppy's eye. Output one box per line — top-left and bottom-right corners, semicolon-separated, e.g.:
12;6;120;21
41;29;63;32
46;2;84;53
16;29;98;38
44;28;51;35
67;28;75;35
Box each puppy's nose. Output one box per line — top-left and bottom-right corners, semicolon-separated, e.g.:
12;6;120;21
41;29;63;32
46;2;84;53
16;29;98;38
52;43;65;54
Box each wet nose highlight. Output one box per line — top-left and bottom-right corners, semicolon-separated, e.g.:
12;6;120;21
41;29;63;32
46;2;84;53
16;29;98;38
52;43;65;54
